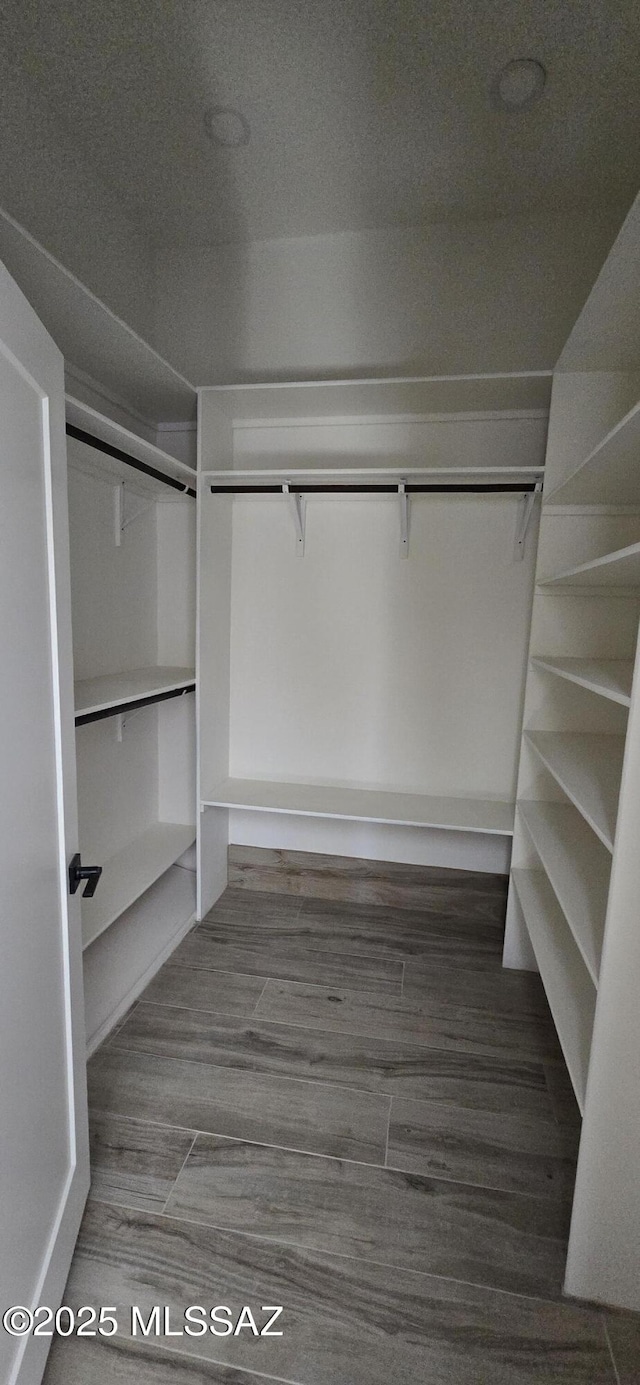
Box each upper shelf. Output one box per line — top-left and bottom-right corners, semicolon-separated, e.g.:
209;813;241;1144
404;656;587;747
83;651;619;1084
539;541;640;591
531;656;634;707
202;777;514;835
545;399;640;506
0;210;195;424
75;667;196;723
203;374;552;424
66;396;197;498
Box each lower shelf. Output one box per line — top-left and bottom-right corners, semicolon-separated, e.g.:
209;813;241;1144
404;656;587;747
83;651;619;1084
202;778;514;835
512;867;596;1113
82;822;196;950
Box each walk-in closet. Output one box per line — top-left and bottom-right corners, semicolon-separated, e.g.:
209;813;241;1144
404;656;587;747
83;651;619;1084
1;5;640;1383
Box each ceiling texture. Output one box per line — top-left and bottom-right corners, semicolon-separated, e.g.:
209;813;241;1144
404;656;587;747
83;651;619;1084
2;0;640;247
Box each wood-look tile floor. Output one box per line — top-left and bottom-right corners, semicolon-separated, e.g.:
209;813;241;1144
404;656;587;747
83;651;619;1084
45;884;637;1384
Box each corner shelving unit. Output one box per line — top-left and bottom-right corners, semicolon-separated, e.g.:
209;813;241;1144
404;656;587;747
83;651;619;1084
503;191;640;1314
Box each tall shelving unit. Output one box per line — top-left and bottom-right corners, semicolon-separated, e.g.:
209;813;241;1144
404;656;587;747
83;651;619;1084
66;397;198;1050
503;195;640;1311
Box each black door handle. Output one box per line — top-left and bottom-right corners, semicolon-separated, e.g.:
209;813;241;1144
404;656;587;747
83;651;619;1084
69;853;103;898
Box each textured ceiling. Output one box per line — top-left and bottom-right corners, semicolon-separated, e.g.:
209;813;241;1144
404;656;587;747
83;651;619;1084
3;0;640;245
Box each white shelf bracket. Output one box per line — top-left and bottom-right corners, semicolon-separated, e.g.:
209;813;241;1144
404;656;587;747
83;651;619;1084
114;704;148;741
283;483;305;555
514;482;542;561
398;481;409;558
114;482;124;547
114;481;154;545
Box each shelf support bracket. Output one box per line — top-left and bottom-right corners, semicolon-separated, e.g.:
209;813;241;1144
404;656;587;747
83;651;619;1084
114;482;124;547
398;481;409;557
283;483;305;555
514;482;541;561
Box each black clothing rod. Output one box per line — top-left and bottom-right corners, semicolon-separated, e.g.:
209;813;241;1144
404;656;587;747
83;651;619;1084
66;423;197;498
75;683;195;728
210;482;538;495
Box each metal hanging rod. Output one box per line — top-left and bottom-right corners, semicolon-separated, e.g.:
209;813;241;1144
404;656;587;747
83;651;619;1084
66;422;197;498
210;481;539;495
75;683;195;728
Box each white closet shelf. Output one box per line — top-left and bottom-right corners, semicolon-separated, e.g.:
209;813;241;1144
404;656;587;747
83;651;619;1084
203;465;544;485
66;396;196;499
202;778;514;835
545;398;640;506
74;667;196;720
539;541;640;590
0;210;195;422
531;656;634;706
512;869;596;1114
82;822;196;950
518;801;609;984
525;731;624;852
205;373;552;422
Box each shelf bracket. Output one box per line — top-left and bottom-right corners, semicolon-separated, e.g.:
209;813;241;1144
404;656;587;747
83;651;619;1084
514;481;541;561
114;705;149;741
398;481;409;557
114;482;124;547
283;483;305;555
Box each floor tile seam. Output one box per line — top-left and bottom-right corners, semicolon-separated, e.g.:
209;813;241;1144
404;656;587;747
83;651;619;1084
88;1108;576;1207
110;1005;551;1078
387;1091;578;1138
83;1198;571;1311
159;1131;200;1216
251;977;271;1015
92;1042;395;1103
602;1316;622;1385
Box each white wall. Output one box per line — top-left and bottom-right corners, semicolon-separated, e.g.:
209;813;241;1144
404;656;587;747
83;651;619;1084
154;211;620;383
229;490;538;799
0;51;153;338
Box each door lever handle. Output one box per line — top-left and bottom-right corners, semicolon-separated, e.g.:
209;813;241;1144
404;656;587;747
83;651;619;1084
68;853;103;898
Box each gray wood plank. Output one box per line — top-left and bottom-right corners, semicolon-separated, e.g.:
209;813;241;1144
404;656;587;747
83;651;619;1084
169;926;404;994
167;1133;570;1298
388;1096;579;1199
88;1047;389;1165
111;1002;554;1113
88;1112;195;1212
255;979;563;1062
60;1200;615;1385
142;964;268;1016
44;1334;287;1385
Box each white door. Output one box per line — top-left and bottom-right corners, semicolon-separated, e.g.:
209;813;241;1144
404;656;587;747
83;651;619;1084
0;262;89;1385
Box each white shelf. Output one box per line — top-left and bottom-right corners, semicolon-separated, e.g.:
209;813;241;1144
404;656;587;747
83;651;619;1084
525;731;624;852
519;801;609;984
82;822;196;949
540;541;640;590
66;396;196;499
202;778;514;835
0;210;195;422
75;667;195;720
545;400;640;506
512;869;596;1114
205;374;552;423
203;465;544;485
531;656;633;707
